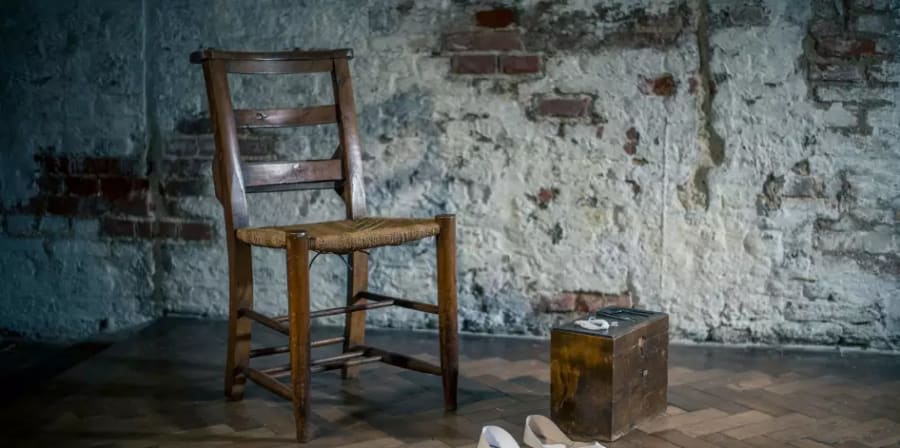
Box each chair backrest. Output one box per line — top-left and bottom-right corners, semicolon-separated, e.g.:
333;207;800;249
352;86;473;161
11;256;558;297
190;48;367;230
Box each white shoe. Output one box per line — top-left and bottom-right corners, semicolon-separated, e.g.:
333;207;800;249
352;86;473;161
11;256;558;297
478;425;521;448
523;415;606;448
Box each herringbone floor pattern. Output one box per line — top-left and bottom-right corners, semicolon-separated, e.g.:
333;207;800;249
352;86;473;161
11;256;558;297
2;318;899;447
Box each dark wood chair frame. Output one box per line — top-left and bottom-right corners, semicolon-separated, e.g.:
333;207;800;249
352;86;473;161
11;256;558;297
190;48;458;442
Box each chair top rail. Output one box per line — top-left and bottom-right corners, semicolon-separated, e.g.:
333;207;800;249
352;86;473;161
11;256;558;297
190;48;352;64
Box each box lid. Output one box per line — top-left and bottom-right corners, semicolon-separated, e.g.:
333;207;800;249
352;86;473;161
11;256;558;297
553;307;667;338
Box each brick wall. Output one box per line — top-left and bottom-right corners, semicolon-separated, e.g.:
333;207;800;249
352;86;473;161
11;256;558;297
1;0;898;348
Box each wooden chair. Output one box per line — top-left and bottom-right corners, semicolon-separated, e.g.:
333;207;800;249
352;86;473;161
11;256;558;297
189;48;458;442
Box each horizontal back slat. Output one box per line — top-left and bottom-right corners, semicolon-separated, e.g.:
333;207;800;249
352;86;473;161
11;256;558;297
226;59;333;74
235;106;337;128
245;181;340;194
191;48;352;63
242;160;343;192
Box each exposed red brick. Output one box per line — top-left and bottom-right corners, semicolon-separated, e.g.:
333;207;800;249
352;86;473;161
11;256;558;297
64;177;100;196
111;194;151;216
596;126;604;139
100;177;149;201
80;157;122;176
536;97;591;118
101;217;213;240
450;55;496;74
575;292;632;312
540;291;633;313
689;77;698;94
543;292;577;312
100;216;137;238
499;55;541;74
538;188;555;206
475;9;515;28
46;196;80;216
178;221;214;240
38;156;69;175
155;220;181;239
817;37;877;57
37;176;62;195
444;31;523;51
626;127;640;141
624;142;637;155
641;74;676;96
25;198;47;214
624;127;640;155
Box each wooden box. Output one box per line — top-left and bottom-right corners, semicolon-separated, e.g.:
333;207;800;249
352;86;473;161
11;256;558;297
550;307;668;442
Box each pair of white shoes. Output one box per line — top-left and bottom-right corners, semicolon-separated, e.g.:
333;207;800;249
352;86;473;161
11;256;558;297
478;415;605;448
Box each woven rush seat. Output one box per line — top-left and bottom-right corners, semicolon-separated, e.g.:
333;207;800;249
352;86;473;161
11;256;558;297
236;217;441;252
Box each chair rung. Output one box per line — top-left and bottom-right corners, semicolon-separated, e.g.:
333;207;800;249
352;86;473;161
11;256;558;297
359;291;439;314
311;355;382;374
272;300;394;323
239;308;288;335
358;345;442;376
242;366;291;400
312;351;366;367
249;336;345;358
260;351;374;378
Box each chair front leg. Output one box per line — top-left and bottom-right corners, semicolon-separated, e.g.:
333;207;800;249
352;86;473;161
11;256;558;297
225;237;254;401
286;232;312;442
343;250;368;379
436;214;459;411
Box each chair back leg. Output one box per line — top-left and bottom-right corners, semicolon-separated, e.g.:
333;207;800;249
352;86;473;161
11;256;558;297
436;214;459;411
225;237;254;400
343;251;369;378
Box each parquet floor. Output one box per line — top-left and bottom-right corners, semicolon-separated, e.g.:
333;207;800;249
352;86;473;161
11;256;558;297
2;317;899;447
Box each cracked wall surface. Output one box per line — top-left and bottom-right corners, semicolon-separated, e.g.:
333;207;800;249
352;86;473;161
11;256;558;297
1;0;898;349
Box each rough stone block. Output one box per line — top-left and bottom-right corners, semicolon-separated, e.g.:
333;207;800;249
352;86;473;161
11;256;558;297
71;219;100;238
816;228;898;254
853;14;896;33
709;0;770;28
5;215;36;236
162;179;210;197
867;60;900;83
38;216;70;236
783;176;825;198
848;0;895;12
444;31;523;51
815;85;894;102
166;137;199;158
809;20;842;37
